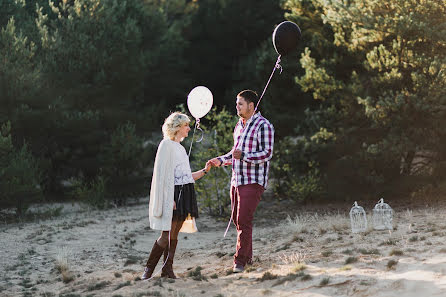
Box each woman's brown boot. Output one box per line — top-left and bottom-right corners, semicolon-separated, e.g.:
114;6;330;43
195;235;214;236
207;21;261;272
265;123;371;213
161;239;178;279
141;241;165;280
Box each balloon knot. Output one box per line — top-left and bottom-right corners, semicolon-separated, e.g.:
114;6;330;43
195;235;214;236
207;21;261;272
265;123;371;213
275;55;283;74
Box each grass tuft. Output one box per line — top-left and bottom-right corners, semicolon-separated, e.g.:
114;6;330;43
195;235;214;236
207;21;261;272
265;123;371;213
319;277;330;286
258;272;278;281
188;266;206;281
123;255;142;266
387;259;398;269
409;235;418;242
87;281;110;291
301;273;312;281
379;239;398;246
273;273;300;287
114;281;131;290
341;249;354;255
291;263;306;273
358;248;379;255
345;256;358;264
389;249;403;256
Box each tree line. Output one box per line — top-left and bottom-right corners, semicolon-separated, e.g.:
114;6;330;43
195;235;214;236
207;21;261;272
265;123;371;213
0;0;445;216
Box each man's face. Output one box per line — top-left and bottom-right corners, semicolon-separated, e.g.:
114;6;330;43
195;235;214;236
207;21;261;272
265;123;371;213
236;96;253;119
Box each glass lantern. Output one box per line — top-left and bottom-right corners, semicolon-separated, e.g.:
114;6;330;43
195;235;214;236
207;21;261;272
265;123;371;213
372;198;393;230
350;201;367;233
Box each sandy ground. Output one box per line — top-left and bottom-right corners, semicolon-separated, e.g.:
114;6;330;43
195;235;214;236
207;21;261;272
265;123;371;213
1;198;446;297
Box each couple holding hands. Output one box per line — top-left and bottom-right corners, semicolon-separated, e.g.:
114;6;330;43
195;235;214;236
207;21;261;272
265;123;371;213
142;90;274;280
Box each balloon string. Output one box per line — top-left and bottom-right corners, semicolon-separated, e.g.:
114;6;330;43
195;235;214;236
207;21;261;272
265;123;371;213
224;191;235;237
196;120;204;143
187;120;198;157
224;127;244;237
255;55;282;112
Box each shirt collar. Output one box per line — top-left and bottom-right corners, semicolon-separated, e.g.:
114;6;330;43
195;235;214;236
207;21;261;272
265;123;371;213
240;112;261;127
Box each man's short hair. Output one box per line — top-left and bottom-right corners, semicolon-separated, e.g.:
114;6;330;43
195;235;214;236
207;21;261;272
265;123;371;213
237;90;259;108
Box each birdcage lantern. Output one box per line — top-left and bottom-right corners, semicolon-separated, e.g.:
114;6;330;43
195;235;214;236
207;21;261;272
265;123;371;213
350;201;367;233
372;198;393;230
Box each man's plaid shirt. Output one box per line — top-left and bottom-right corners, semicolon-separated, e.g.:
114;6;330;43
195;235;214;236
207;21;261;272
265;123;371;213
217;112;274;189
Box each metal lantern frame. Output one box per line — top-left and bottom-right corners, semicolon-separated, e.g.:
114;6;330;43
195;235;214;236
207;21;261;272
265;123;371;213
350;201;367;233
372;198;393;230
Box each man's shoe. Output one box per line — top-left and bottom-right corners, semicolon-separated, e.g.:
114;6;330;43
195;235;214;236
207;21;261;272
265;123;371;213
233;264;244;273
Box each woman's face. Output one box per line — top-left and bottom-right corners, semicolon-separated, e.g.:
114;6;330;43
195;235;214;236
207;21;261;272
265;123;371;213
176;122;191;140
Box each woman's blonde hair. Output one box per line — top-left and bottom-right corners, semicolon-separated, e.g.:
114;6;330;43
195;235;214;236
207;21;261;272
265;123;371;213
162;112;190;140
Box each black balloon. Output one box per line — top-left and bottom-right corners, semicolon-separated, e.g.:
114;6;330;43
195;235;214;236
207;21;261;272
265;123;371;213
272;21;302;56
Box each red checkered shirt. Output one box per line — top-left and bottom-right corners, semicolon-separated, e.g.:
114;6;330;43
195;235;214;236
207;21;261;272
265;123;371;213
217;112;274;189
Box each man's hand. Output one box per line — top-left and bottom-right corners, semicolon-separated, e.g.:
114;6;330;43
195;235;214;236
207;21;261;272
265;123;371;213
205;160;213;172
209;158;222;167
232;149;242;160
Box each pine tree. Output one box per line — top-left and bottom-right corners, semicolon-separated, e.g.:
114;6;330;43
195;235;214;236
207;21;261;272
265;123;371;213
281;0;446;199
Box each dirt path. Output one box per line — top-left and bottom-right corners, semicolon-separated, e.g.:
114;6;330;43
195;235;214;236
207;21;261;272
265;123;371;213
1;199;446;297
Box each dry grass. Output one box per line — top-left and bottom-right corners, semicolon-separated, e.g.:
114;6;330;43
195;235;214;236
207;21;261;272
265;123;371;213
282;212;349;238
279;250;306;265
291;263;307;273
282;214;312;234
54;246;70;274
324;213;349;232
54;246;74;283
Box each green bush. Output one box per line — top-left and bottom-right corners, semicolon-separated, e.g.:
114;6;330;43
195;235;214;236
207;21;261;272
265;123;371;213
72;176;107;209
188;107;237;216
99;122;153;205
0;122;42;215
271;135;327;202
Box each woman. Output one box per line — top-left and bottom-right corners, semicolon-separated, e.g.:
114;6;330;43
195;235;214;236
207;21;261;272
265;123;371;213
142;112;211;280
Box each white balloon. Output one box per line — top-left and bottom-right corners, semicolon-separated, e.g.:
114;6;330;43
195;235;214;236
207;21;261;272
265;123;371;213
187;86;213;119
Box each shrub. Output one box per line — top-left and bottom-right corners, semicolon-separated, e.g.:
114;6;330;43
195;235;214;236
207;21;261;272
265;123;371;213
271;136;325;202
0;122;42;216
71;176;107;209
99;122;152;205
189;107;237;216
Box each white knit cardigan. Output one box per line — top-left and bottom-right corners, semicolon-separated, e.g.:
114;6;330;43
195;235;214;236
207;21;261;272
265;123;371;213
149;139;176;231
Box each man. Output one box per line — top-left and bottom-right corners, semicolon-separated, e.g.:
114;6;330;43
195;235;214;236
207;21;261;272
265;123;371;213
209;89;274;273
